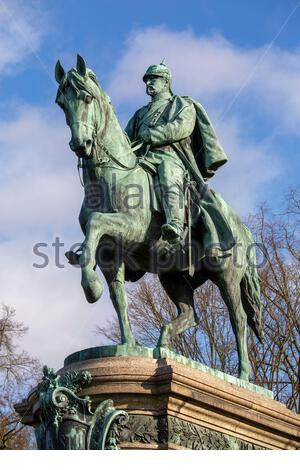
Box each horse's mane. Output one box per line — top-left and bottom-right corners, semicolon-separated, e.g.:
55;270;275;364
56;67;110;108
56;65;130;159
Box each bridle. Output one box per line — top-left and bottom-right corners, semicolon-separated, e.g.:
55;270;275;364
73;96;144;187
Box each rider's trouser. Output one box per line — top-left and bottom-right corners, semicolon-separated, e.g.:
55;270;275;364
157;159;185;233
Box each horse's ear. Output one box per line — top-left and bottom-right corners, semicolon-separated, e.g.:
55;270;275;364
55;60;65;84
76;54;87;77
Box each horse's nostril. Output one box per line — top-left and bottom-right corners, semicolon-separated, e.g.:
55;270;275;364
86;139;92;147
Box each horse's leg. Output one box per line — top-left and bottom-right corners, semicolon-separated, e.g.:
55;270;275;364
157;273;199;349
79;212;104;303
102;261;135;347
215;274;251;381
79;212;131;303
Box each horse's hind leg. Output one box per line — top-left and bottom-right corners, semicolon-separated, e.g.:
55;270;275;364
215;275;251;381
157;273;198;349
102;261;136;347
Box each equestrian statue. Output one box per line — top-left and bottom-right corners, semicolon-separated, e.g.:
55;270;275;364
55;55;263;381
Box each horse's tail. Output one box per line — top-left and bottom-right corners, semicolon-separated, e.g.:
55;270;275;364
240;230;264;343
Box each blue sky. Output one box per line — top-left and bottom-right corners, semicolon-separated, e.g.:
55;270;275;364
0;0;300;367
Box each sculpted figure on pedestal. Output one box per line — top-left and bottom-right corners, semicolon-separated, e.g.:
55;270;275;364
125;60;234;250
54;55;263;381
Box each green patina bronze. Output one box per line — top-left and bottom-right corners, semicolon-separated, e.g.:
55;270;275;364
34;366;128;450
55;55;263;382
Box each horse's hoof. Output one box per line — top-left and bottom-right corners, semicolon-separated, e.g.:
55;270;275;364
65;250;80;266
239;372;250;382
81;270;103;303
121;338;136;348
157;326;170;349
239;363;251;382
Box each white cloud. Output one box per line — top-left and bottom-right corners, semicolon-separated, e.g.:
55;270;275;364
0;105;82;237
106;27;287;213
212;116;281;215
108;27;300;134
0;0;47;73
108;29;255;104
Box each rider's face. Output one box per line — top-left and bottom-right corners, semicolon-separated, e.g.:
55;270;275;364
145;75;169;97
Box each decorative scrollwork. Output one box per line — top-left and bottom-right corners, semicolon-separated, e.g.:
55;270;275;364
34;366;128;450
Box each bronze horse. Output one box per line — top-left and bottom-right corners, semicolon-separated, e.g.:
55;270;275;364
55;55;263;381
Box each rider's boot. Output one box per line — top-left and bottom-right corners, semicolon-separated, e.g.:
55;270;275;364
159;162;185;246
161;188;185;245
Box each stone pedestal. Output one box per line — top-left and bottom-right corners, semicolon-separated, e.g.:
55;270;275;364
16;346;300;450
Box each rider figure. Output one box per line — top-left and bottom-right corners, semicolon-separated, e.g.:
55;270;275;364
125;61;235;253
125;61;194;244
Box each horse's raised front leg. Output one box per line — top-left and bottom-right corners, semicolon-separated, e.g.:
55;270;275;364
79;212;132;303
157;273;199;350
102;261;135;346
79;212;104;303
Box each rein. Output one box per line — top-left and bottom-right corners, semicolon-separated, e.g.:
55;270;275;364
76;118;144;187
71;84;144;186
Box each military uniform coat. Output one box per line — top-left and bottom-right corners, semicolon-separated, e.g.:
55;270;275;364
125;94;236;252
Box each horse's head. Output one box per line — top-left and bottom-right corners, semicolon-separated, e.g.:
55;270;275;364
55;55;101;159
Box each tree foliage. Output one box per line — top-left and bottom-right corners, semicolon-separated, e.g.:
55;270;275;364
0;305;40;450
